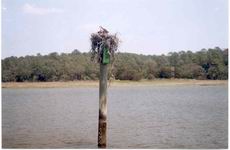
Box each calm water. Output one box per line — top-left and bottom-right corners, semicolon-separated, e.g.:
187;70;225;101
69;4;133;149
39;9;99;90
2;85;228;148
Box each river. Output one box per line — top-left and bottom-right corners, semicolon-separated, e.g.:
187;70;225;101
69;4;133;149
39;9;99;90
2;85;228;148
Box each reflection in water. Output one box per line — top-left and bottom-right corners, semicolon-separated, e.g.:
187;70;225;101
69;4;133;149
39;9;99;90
2;85;228;148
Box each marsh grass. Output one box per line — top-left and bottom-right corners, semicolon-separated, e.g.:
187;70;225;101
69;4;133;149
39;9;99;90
2;79;227;88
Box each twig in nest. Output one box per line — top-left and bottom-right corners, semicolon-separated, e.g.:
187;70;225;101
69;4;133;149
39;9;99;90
90;26;119;63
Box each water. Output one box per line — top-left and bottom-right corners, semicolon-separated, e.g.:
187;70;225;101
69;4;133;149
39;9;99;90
2;85;228;148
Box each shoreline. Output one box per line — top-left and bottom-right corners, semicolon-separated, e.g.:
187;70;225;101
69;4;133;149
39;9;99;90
2;79;228;88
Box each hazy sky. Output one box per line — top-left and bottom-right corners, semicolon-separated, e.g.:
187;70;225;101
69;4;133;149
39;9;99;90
2;0;228;58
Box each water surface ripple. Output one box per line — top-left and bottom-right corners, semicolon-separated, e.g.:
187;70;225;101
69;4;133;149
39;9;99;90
2;85;228;148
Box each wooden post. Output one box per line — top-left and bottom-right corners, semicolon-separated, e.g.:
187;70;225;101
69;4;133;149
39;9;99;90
98;63;108;148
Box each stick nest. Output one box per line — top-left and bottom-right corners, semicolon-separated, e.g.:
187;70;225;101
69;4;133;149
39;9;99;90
90;26;119;63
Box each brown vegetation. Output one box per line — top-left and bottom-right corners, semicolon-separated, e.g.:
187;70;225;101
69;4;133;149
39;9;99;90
2;79;227;88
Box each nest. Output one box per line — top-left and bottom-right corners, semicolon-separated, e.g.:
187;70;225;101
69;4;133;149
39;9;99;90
90;26;119;63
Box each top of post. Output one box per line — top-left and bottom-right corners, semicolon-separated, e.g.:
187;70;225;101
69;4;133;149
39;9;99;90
90;26;119;64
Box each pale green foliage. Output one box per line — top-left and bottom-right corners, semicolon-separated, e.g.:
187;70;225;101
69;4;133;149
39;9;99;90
2;47;228;82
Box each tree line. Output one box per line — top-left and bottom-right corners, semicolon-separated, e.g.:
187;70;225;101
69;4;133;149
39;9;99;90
2;47;228;82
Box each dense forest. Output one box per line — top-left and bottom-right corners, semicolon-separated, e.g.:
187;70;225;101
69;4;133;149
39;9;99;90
2;47;228;82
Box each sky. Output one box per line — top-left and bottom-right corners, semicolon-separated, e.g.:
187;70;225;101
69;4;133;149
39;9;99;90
1;0;229;58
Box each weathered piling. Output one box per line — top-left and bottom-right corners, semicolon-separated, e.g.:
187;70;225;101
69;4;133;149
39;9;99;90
90;26;119;148
98;63;108;148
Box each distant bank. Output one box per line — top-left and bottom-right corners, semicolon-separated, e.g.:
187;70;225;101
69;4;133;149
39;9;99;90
2;79;228;88
2;48;228;82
